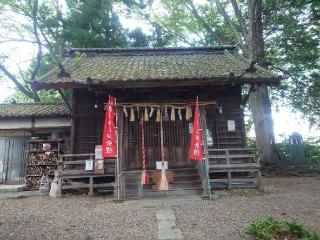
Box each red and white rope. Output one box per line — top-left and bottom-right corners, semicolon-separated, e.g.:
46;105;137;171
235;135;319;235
160;111;165;166
141;117;146;171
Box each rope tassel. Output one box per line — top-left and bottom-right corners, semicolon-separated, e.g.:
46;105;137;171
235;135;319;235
130;107;135;122
144;107;149;122
158;166;169;191
185;106;190;120
156;108;161;122
170;107;175;121
186;106;192;121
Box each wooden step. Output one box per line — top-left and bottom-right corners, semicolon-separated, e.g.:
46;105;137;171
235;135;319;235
62;182;113;190
172;182;202;188
211;181;257;190
173;173;201;183
59;174;115;179
169;167;198;172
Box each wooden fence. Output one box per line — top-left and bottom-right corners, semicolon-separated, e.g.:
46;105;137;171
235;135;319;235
58;154;115;196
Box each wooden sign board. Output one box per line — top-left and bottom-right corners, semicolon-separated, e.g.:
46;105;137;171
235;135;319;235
85;160;94;171
227;120;235;131
206;129;213;146
156;161;168;169
94;159;104;174
95;145;103;159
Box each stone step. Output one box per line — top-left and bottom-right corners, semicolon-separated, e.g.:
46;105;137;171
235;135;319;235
0;184;26;193
142;188;202;198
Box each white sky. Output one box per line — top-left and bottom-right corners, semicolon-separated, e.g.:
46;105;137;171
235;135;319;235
1;6;319;142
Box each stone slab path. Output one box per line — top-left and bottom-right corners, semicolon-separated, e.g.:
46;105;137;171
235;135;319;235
156;206;184;240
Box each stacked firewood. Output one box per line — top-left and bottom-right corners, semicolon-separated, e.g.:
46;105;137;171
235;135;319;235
28;152;59;164
27;140;63;189
26;176;41;189
26;175;56;189
27;165;57;175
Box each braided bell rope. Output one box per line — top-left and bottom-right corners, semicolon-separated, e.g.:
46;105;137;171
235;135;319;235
141;117;146;171
160;112;165;166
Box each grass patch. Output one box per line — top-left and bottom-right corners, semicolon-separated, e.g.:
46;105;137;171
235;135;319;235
246;216;319;240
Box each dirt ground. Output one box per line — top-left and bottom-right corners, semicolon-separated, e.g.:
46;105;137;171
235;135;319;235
0;176;319;240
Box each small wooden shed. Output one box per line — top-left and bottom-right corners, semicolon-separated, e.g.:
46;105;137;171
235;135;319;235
33;46;280;197
0;103;70;184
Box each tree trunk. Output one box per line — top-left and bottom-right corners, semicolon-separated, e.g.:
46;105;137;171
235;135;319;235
247;0;279;164
249;85;278;163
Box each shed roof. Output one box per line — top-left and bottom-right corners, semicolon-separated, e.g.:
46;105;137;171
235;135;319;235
0;103;70;119
33;46;280;89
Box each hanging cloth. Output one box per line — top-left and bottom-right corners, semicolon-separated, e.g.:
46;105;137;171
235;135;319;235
189;97;204;160
102;96;117;158
158;111;169;191
140;117;149;184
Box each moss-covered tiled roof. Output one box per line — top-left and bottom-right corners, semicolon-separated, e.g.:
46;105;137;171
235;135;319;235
34;46;280;89
0;103;70;118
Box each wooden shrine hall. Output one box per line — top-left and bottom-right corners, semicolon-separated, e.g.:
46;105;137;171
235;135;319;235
33;46;280;198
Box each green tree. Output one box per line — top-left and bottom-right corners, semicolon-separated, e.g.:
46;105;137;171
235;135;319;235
0;0;149;102
131;0;319;164
150;23;176;47
133;0;278;163
263;0;320;125
64;0;128;48
128;27;150;47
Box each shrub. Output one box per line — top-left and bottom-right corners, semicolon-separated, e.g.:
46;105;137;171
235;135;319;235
246;137;320;169
246;216;320;240
304;140;320;169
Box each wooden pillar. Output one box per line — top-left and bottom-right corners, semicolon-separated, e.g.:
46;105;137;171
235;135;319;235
214;111;220;149
226;149;232;190
57;155;63;197
227;172;232;190
57;177;62;197
200;106;208;194
116;106;124;199
257;170;262;188
88;176;94;197
69;90;77;154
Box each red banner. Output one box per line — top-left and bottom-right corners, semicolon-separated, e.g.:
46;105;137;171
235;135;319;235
102;96;117;158
189;97;204;160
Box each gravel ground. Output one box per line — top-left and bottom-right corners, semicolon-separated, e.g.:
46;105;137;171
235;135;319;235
0;196;157;240
173;176;320;239
0;176;319;240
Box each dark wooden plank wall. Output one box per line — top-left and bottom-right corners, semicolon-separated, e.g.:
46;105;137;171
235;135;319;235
72;85;246;154
72;90;105;154
206;88;245;149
